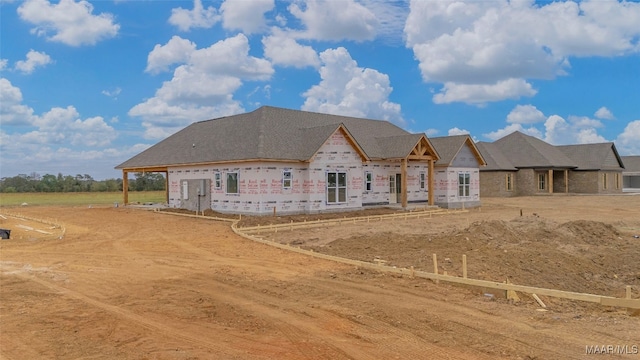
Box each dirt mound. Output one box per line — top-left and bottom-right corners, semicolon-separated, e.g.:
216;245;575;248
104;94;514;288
556;220;621;245
302;217;639;298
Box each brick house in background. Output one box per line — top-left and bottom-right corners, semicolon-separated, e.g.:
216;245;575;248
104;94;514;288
476;131;625;197
621;156;640;192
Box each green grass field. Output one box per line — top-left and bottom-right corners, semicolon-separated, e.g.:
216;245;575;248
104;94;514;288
0;191;166;207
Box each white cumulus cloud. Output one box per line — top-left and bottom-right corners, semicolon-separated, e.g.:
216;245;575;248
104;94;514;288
262;30;320;68
483;123;543;141
0;78;121;178
405;0;640;104
506;104;546;124
433;79;537;105
301;47;403;125
289;0;378;42
131;34;274;139
594;106;615;120
146;36;197;74
543;115;606;145
221;0;274;34
18;0;119;46
169;0;220;32
0;78;35;125
448;127;470;136
616;120;640;155
15;49;52;74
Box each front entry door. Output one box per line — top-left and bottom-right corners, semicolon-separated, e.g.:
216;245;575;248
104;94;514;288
389;174;401;204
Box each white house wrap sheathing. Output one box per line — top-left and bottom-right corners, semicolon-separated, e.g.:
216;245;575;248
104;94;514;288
168;129;367;214
166;128;481;214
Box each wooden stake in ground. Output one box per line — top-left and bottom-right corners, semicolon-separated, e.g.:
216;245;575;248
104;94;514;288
433;254;439;284
462;254;467;279
532;294;547;308
506;278;520;302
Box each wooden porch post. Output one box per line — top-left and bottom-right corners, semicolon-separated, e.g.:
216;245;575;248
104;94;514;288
428;159;434;206
122;170;129;205
165;171;169;203
401;158;408;208
548;169;553;194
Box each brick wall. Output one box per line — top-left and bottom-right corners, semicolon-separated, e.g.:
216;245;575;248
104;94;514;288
570;170;623;194
479;171;517;197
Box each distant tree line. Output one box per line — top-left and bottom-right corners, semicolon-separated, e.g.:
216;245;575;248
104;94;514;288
0;172;165;193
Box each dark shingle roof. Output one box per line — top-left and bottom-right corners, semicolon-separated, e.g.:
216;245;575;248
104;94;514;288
621;156;640;173
476;142;517;170
557;143;624;170
492;131;575;168
429;135;486;166
116;106;432;169
374;134;425;159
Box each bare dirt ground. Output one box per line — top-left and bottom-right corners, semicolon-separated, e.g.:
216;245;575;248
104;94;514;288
1;195;639;359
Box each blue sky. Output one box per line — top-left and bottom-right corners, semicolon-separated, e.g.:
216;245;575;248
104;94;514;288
1;0;639;180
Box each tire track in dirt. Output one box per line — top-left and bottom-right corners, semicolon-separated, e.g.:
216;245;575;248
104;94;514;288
309;277;634;359
152;234;478;358
153;272;472;360
9;272;254;359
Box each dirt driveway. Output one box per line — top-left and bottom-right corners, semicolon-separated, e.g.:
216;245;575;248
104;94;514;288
1;195;639;359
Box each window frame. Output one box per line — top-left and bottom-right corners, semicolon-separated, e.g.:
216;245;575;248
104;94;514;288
506;173;513;191
458;172;470;198
537;173;546;191
365;171;372;192
283;169;292;189
226;172;239;194
419;172;426;190
326;171;347;204
214;172;221;189
603;173;608;190
182;181;189;200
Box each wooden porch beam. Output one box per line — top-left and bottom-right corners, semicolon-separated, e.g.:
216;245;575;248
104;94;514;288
428;159;434;206
122;170;129;205
401;158;408;208
548;169;553;194
165;173;169;203
407;155;435;161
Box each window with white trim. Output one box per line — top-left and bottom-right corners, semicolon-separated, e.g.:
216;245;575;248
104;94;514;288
214;172;221;189
182;181;189;200
283;170;292;189
419;172;426;190
458;172;470;197
365;171;372;191
327;172;347;203
226;172;238;194
538;173;546;191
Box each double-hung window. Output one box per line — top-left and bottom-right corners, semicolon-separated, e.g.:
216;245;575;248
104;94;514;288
538;173;546;191
327;172;347;203
419;172;426;190
214;172;221;189
226;172;238;194
506;173;513;191
365;171;372;191
458;172;470;197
